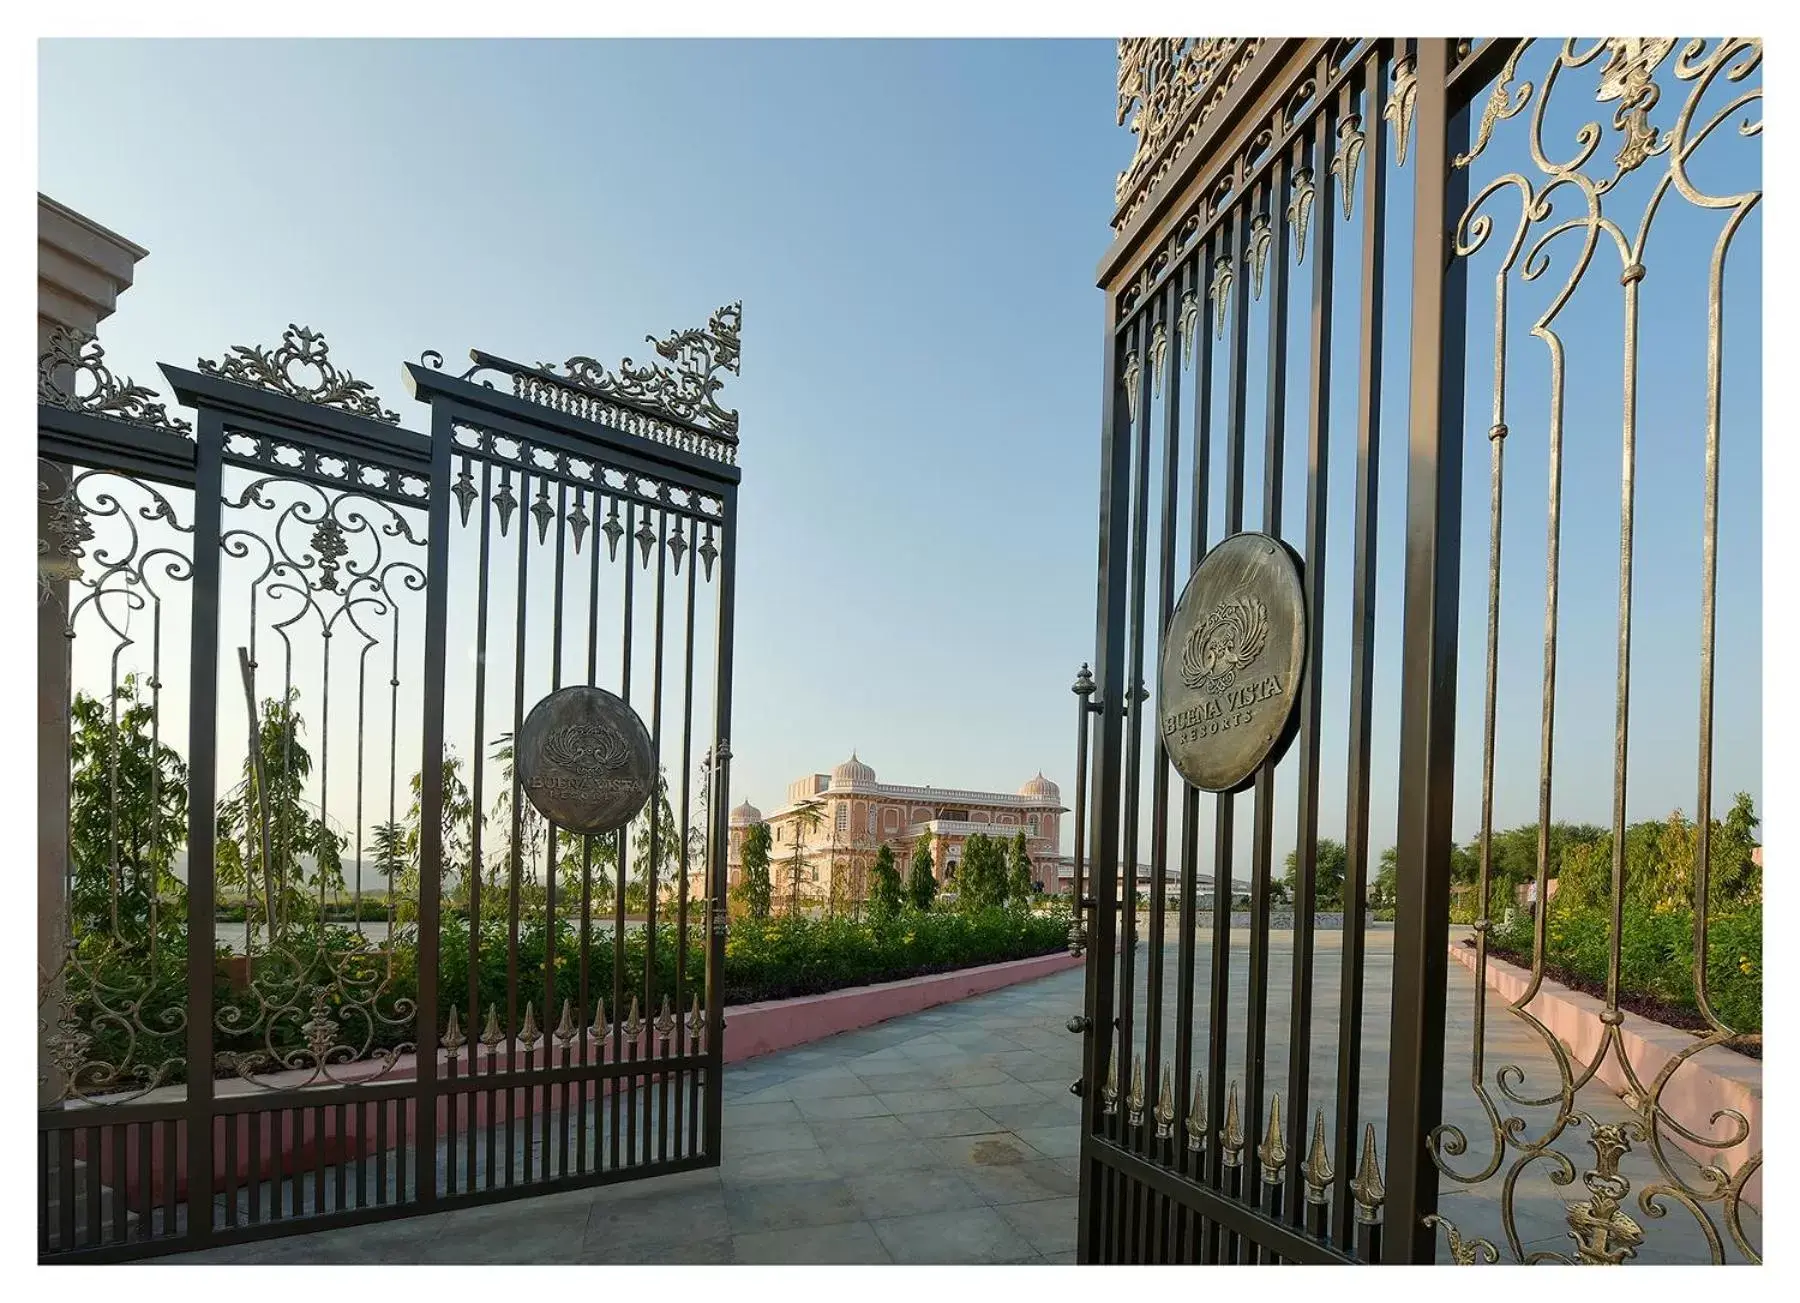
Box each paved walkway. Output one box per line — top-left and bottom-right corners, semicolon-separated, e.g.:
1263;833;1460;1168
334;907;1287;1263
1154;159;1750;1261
162;929;1738;1264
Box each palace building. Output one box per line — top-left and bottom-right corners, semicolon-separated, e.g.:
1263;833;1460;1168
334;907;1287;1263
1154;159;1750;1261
726;754;1068;910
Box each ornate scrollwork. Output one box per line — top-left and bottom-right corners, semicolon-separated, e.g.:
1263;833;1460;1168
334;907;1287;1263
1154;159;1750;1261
1115;40;1265;231
208;474;426;1089
199;324;399;423
39;327;191;435
1429;37;1761;1266
1424;1213;1499;1264
556;302;740;439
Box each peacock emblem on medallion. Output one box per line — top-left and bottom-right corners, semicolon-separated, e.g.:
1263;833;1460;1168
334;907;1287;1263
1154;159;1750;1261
540;722;632;775
1180;595;1269;694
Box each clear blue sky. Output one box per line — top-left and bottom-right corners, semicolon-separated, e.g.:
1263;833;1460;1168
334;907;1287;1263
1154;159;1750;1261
39;39;1761;871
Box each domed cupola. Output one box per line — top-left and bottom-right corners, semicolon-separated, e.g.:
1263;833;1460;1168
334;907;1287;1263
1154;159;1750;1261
729;800;763;825
1018;772;1061;802
830;752;877;789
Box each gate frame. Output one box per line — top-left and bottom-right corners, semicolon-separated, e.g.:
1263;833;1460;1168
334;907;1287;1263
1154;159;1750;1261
37;317;741;1262
1076;36;1522;1265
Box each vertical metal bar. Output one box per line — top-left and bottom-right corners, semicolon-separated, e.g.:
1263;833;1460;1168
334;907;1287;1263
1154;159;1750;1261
84;1125;102;1245
111;1123;128;1244
1174;238;1214;1183
270;1110;285;1221
647;508;668;1164
415;402;453;1211
184;408;225;1253
374;1096;386;1208
161;1113;177;1236
613;496;633;1172
1117;296;1156;1160
221;1114;238;1230
135;1120;153;1239
1244;154;1292;1225
705;489;738;1164
547;478;567;1179
1384;36;1469;1263
311;1106;325;1216
1332;51;1389;1251
580;485;601;1175
1287;85;1337;1228
674;510;698;1160
58;1128;76;1251
467;454;493;1186
1145;270;1185;1147
1203;196;1253;1264
1076;307;1133;1263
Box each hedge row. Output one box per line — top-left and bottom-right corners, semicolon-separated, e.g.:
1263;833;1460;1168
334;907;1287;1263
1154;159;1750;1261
1486;901;1760;1036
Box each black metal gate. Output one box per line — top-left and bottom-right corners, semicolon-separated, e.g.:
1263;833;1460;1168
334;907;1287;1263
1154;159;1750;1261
37;308;742;1261
1074;37;1761;1264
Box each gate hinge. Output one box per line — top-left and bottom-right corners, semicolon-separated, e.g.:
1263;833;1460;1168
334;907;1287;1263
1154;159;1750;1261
1066;1015;1091;1034
1069;1078;1085;1097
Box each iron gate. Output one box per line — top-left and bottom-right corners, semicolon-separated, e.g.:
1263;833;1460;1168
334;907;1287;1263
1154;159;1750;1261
37;307;742;1261
1074;37;1761;1264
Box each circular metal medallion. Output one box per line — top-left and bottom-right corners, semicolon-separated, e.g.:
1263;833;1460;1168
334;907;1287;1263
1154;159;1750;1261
1157;532;1307;794
515;686;656;835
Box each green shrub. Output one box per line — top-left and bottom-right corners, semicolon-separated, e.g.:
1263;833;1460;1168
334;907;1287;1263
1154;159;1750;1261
1487;900;1760;1034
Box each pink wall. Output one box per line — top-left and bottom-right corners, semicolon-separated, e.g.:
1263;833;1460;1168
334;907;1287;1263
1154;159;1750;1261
1448;941;1760;1207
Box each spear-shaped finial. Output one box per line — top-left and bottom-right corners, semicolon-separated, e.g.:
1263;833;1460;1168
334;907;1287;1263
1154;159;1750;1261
1304;1108;1334;1205
1126;1056;1146;1127
1153;1065;1176;1141
1185;1072;1208;1152
442;1005;465;1055
1220;1080;1245;1168
1258;1091;1287;1184
554;998;577;1045
590;997;610;1043
1101;1057;1120;1116
623;995;644;1039
655;994;677;1040
519;1001;541;1051
480;1004;504;1049
1353;1122;1385;1223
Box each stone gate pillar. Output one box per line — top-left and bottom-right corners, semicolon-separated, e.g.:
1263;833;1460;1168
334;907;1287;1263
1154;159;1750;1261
37;195;148;1107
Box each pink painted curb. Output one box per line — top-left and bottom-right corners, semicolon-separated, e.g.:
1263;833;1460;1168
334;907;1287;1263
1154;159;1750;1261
719;950;1084;1065
1448;939;1760;1202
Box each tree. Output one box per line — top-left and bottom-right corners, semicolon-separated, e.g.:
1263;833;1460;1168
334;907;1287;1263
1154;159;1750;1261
1281;839;1347;910
869;843;904;922
785;798;827;916
67;676;189;947
1371;847;1398;912
395;750;475;923
214;688;342;943
736;822;773;919
959;833;1007;912
1007;831;1034;910
908;831;938;911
